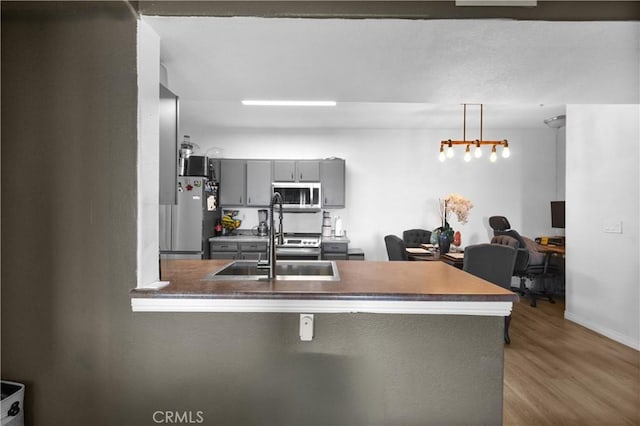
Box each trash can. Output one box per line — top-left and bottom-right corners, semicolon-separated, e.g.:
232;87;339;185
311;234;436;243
1;381;24;426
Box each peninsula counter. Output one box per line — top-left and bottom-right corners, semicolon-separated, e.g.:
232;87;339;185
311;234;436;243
130;260;517;425
131;259;517;314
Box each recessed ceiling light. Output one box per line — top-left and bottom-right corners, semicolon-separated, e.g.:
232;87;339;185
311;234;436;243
241;100;337;107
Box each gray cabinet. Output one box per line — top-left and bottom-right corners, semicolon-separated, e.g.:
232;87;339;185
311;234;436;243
320;159;346;208
297;160;320;181
209;240;267;260
239;241;268;260
273;160;320;182
322;240;348;260
159;84;178;205
246;160;272;206
220;159;246;206
209;241;238;259
273;160;296;182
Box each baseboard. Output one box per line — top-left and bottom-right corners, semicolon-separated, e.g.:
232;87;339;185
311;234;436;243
564;310;640;351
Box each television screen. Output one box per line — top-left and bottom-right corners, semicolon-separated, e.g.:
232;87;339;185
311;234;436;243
551;201;565;229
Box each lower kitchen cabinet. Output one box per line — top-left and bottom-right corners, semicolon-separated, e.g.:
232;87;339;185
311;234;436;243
209;241;238;259
210;240;267;260
322;241;349;261
238;241;268;260
348;248;365;261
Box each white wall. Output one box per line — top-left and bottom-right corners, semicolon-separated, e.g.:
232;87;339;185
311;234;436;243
137;20;161;286
182;116;559;261
565;105;640;350
556;127;567;201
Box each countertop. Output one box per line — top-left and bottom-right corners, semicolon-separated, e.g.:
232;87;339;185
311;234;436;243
209;234;351;244
133;259;516;302
321;236;350;244
209;233;268;242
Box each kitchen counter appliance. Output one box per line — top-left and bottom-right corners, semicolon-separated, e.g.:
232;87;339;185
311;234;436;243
276;232;322;260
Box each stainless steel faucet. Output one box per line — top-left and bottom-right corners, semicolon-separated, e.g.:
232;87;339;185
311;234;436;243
265;192;284;279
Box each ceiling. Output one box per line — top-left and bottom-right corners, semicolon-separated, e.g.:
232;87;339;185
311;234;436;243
143;16;639;129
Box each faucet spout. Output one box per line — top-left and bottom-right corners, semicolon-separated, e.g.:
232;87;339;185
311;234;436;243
268;192;284;280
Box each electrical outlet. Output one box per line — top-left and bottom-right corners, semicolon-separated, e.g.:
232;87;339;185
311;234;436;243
603;220;623;234
299;314;314;341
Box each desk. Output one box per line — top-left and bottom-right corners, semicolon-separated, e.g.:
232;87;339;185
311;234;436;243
536;243;565;274
536;244;565;256
407;248;464;269
535;244;565;298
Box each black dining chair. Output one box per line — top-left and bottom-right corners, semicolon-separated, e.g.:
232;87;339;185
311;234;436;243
463;243;517;344
384;235;409;261
402;229;432;248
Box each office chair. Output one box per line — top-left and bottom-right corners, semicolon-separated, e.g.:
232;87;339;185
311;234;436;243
489;216;557;307
402;229;432;248
384;235;409;261
463;243;518;344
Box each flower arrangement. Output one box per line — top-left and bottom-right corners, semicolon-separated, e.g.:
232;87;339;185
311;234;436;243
436;193;474;238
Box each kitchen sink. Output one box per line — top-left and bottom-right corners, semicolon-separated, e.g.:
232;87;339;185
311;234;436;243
204;260;340;281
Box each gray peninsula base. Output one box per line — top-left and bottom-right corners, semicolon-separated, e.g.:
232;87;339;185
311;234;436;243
129;312;503;425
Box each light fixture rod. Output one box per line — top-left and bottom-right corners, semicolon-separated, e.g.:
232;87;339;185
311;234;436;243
480;104;483;142
463;104;467;141
440;140;508;146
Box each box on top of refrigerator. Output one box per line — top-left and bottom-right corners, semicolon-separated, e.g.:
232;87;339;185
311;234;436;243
1;381;24;426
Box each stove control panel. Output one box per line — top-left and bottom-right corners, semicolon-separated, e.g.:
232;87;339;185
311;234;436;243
282;238;321;248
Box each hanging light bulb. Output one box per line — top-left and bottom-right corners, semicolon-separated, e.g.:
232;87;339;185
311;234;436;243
502;140;510;158
474;140;482;158
438;144;446;162
464;144;472;162
490;145;498;162
446;140;455;158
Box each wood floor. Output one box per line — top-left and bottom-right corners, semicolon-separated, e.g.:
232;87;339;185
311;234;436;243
503;297;640;425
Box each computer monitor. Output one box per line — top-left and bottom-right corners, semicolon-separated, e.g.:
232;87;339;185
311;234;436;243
551;201;565;229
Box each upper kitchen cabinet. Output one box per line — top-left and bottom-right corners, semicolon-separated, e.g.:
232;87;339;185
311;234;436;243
273;160;296;182
159;84;178;205
320;158;346;208
246;160;272;206
219;159;246;206
297;160;320;182
273;160;320;182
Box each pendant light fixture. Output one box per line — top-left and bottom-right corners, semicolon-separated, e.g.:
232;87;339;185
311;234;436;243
439;104;509;162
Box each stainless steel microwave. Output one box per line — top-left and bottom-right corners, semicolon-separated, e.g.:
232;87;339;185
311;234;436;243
272;182;322;211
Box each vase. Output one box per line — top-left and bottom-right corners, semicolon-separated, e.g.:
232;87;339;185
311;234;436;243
439;233;451;254
430;229;440;246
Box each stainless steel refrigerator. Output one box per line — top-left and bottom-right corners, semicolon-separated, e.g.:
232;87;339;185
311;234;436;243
160;176;217;259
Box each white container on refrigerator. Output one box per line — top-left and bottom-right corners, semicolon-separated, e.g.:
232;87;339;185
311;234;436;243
159;177;217;259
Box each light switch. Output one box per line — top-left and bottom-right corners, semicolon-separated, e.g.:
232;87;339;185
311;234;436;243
299;314;314;341
603;220;623;234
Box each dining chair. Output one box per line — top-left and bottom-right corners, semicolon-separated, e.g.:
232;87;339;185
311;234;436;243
384;234;409;261
402;229;432;248
463;243;517;344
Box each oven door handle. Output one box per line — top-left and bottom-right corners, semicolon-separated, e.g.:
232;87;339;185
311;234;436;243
276;247;321;256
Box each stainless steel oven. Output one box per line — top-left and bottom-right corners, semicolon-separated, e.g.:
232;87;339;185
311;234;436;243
276;233;322;260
